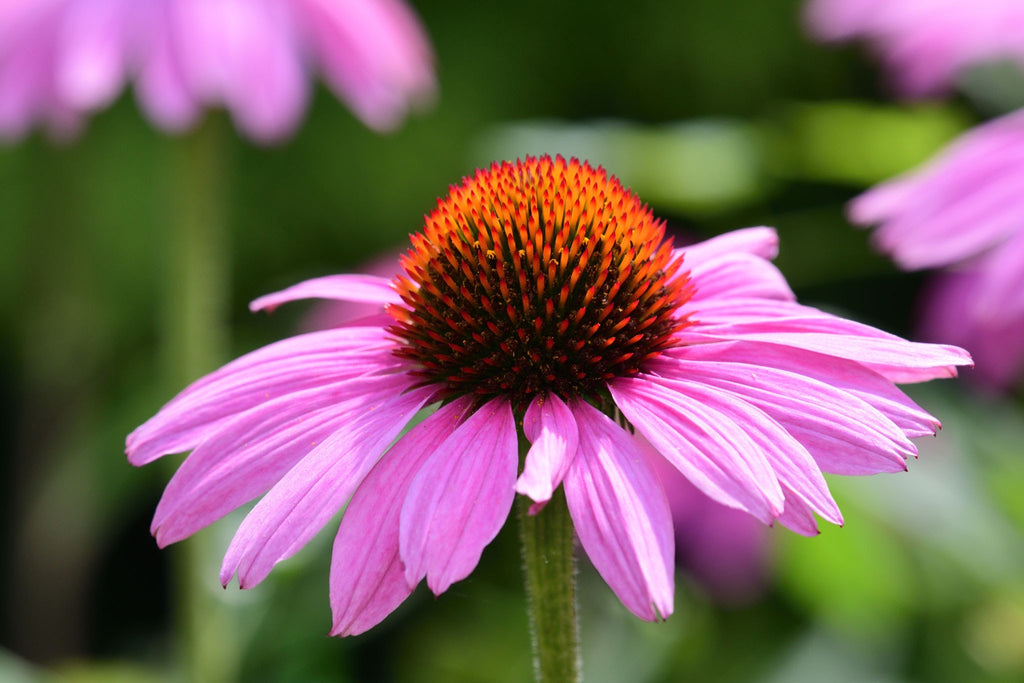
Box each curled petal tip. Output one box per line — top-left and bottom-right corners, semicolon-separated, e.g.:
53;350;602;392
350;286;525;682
249;299;273;314
527;500;548;516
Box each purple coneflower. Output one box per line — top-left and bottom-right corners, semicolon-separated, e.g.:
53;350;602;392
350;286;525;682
805;0;1024;97
0;0;435;141
127;156;970;635
310;249;775;607
850;110;1024;390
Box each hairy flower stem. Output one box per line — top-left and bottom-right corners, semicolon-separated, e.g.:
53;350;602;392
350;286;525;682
162;117;237;683
518;488;581;683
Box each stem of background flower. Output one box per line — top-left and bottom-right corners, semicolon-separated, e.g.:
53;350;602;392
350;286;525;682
161;116;238;683
518;486;581;683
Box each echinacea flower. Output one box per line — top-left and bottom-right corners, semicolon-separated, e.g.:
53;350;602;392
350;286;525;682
127;156;970;635
0;0;435;142
849;110;1024;389
805;0;1024;97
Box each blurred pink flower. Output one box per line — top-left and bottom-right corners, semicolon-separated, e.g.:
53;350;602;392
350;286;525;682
127;157;969;635
0;0;436;142
805;0;1024;97
850;110;1024;389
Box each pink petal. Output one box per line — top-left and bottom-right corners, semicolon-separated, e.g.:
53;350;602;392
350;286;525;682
150;372;414;546
687;298;972;381
132;0;200;132
330;397;472;636
219;383;433;589
676;226;779;266
54;0;131;110
968;228;1024;321
126;326;398;465
848;176;915;226
133;351;401;465
920;266;1024;391
774;485;821;537
399;398;518;594
805;0;1024;97
642;373;843;525
294;0;436;131
564;400;674;621
178;0;307;142
250;274;402;313
849;111;1024;269
651;355;914;475
877;162;1024;269
665;340;939;437
515;393;579;513
608;378;784;523
0;3;58;139
688;252;795;303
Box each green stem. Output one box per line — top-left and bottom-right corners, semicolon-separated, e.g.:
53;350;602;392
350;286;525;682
164;120;229;380
518;489;581;683
161;117;237;683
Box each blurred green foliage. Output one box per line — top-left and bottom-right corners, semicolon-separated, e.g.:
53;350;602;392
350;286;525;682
3;1;1023;681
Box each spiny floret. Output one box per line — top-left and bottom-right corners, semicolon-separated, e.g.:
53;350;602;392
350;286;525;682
388;155;695;405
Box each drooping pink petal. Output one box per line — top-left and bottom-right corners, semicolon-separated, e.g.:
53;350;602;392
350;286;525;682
330;397;472;636
640;373;843;525
219;383;433;589
126;326;399;465
172;0;307;142
805;0;1024;97
919;265;1024;391
969;229;1024;322
399;398;518;594
515;393;579;513
150;372;416;546
0;2;61;139
132;0;200;132
294;0;436;131
685;297;972;382
666;340;939;437
845;108;1023;389
608;378;784;523
54;0;131;110
676;226;779;265
250;274;402;313
864;144;1024;270
2;0;436;141
564;400;674;621
651;355;914;475
688;252;795;303
133;350;401;464
774;485;822;537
